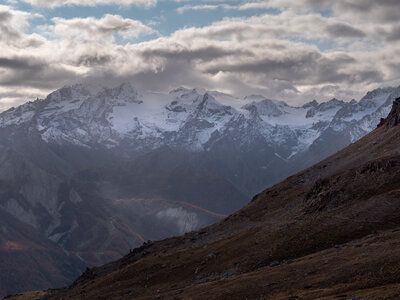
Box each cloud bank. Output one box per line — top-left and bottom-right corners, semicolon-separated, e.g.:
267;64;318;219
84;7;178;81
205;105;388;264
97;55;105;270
0;1;400;110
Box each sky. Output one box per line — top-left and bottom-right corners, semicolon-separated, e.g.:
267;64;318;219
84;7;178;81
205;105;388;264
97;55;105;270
1;0;400;110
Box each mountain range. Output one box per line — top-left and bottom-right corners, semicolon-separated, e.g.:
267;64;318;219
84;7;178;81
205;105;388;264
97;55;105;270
1;83;400;297
16;95;400;300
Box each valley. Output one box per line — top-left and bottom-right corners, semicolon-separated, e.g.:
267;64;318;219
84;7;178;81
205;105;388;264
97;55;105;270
0;83;399;297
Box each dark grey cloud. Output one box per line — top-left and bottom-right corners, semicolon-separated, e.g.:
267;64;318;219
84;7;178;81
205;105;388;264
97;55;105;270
325;23;366;38
0;57;42;70
270;0;400;22
0;10;12;21
0;56;76;89
139;45;252;62
202;51;374;86
337;0;400;22
384;25;400;41
76;54;112;67
0;91;29;99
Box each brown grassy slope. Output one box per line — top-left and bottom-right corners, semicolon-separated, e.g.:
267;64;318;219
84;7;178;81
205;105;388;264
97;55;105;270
14;99;400;299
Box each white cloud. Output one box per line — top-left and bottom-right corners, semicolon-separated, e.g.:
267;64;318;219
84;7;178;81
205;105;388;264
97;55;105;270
176;1;273;13
177;4;222;14
42;14;156;42
20;0;157;8
237;2;272;10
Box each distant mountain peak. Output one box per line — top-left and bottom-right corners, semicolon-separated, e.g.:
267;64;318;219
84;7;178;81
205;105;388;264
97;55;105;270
302;100;318;109
169;87;206;95
112;82;137;94
244;94;266;101
242;98;287;117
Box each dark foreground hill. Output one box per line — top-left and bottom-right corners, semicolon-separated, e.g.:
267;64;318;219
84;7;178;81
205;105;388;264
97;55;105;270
8;98;400;299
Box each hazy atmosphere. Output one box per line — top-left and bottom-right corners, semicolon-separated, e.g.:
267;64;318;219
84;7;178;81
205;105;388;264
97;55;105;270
3;1;400;299
1;0;400;110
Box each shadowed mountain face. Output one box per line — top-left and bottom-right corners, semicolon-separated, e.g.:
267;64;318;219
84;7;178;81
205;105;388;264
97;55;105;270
0;208;84;297
27;97;400;299
1;84;400;297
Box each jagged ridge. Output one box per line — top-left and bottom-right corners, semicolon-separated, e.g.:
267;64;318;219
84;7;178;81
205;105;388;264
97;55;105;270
1;83;399;158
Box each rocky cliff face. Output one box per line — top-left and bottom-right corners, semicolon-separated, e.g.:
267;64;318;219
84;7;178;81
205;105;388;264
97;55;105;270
378;97;400;128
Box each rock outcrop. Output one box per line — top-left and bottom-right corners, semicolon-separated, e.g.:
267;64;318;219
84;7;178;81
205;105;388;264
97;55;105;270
378;97;400;128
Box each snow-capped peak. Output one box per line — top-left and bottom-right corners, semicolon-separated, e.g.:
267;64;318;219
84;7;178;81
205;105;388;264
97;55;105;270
102;83;142;104
46;83;104;103
1;83;399;156
302;100;318;109
242;98;287;118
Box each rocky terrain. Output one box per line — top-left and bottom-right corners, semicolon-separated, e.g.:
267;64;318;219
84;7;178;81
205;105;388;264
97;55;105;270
1;83;400;297
15;97;400;299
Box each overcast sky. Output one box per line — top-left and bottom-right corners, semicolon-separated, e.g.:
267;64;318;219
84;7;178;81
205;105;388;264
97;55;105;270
1;0;400;110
